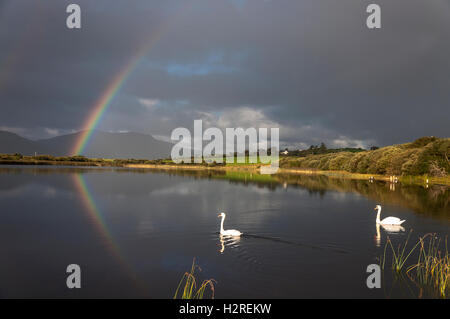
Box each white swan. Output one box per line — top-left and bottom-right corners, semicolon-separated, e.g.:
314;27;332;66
374;205;405;225
218;212;242;237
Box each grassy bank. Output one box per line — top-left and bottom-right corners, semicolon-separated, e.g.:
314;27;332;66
0;153;161;167
280;137;449;178
2;157;449;191
1;136;448;186
1;156;450;187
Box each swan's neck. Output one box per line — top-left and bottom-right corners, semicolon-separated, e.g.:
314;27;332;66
220;215;225;232
376;207;381;224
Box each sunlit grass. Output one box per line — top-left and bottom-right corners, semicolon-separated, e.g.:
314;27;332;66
407;235;449;298
381;233;449;298
381;231;422;273
214;171;276;183
173;259;216;299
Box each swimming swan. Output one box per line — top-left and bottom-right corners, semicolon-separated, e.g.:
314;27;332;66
375;205;405;225
218;212;242;237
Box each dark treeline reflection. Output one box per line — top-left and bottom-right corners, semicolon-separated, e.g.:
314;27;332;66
119;168;449;220
0;166;448;220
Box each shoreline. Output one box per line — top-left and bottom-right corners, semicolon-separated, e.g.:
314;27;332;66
1;160;447;186
126;164;449;186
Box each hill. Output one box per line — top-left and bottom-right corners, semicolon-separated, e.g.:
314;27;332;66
281;137;450;177
0;131;49;155
0;130;172;159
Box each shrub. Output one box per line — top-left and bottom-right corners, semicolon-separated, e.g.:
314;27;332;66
279;137;449;177
428;161;447;177
408;136;438;149
328;153;352;170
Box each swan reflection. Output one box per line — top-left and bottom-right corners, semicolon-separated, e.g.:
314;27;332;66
382;224;405;233
375;223;406;247
219;234;241;254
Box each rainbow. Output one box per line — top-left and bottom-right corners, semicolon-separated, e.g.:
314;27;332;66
73;174;117;251
70;2;194;156
72;174;129;268
70;57;141;156
70;42;151;156
72;173;147;294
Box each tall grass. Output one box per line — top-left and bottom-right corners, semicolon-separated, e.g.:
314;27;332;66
407;235;449;298
381;231;422;273
173;259;216;299
381;233;449;298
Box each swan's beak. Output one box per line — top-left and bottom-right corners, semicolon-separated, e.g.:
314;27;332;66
217;214;221;217
374;207;377;210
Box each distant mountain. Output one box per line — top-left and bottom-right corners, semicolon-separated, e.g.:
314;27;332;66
0;130;172;159
0;131;49;155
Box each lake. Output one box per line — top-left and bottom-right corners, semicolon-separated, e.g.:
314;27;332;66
0;166;448;298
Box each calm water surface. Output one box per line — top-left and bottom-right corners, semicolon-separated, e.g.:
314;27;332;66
0;166;448;298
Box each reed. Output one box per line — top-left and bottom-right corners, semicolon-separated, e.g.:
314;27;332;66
173;258;216;299
407;235;449;298
381;233;449;298
383;231;422;273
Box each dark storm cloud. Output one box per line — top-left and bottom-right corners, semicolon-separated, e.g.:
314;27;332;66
0;0;449;146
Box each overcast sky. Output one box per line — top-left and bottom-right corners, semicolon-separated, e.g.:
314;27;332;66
0;0;449;149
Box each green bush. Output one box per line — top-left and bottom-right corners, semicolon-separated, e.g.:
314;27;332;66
280;137;449;176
